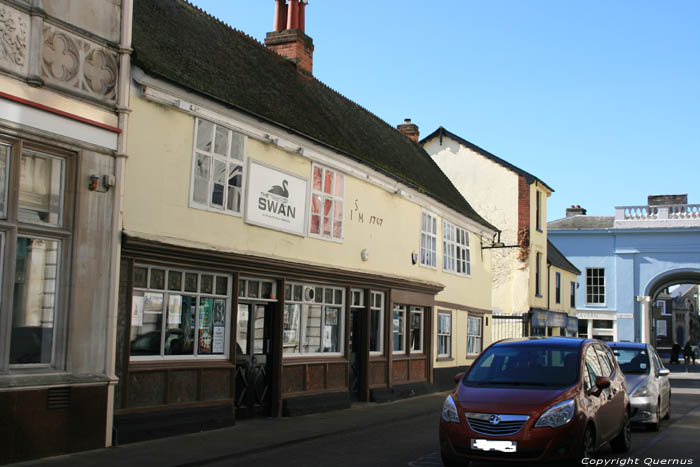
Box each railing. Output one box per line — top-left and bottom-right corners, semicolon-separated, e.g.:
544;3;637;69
614;204;700;226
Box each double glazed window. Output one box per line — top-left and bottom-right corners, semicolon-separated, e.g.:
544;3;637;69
467;316;482;355
0;139;73;368
586;268;605;304
130;265;232;359
191;118;245;214
437;312;452;358
283;283;344;355
420;212;437;267
442;221;471;276
310;164;344;240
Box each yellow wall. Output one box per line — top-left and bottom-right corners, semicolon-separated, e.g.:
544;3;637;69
527;183;551;310
433;308;492;369
548;267;578;315
124;96;492;312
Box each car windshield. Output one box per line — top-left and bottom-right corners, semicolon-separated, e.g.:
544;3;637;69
464;344;580;388
611;347;650;374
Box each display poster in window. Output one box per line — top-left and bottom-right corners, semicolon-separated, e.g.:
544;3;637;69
168;296;182;325
244;160;309;236
393;318;400;333
323;325;333;351
131;296;144;327
144;292;163;312
411;313;421;329
212;326;225;353
199;300;213;353
657;320;667;336
325;307;338;326
213;299;226;326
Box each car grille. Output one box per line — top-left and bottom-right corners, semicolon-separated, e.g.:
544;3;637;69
465;412;529;436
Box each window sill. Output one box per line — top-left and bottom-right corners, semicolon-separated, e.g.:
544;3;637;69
0;372;112;390
436;357;454;362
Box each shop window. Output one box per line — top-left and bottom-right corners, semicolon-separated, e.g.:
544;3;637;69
130;265;232;359
555;272;561;304
420;211;437;267
1;139;74;369
467;316;482;355
437;312;451;358
442;221;471;276
283;283;344;355
410;307;424;353
370;291;384;354
393;305;406;353
586;268;605;304
309;164;344;240
190;118;245;215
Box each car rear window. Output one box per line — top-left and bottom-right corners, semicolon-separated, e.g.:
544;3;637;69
611;347;650;374
464;345;580;388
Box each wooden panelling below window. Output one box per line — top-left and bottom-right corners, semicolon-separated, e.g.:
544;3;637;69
281;360;348;395
369;361;387;386
392;356;427;384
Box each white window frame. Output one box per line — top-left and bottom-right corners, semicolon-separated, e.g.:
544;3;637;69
392;305;406;354
283;282;345;357
420;211;438;268
189;118;246;216
586;268;606;305
410;306;424;353
370;291;384;355
309;163;345;242
129;264;233;361
467;316;482;356
442;220;471;276
437;311;452;358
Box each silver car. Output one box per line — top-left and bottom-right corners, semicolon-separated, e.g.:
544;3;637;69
609;342;671;430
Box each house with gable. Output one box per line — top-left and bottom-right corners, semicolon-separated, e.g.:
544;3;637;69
112;0;499;443
422;127;579;338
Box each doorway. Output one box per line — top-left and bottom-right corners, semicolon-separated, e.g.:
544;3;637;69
235;302;273;418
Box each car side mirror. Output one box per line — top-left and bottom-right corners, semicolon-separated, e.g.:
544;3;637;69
454;372;465;384
592;376;611;396
658;368;671;377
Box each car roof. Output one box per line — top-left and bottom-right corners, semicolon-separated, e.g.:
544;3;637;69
607;341;647;349
493;337;586;349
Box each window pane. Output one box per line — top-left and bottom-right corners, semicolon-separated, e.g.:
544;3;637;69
248;280;259;298
370;308;381;352
133;266;147;288
130;291;163;357
214;125;229;156
260;281;273;299
411;310;423;352
211;159;226;207
303;304;322;353
150;269;165;289
18;151;64;226
312;166;322;191
200;274;213;294
185;273;198;293
322;306;340;352
323;170;333;194
334;173;344;197
165;295;195;355
198;298;214;354
252;304;265;354
168;270;182;291
393;309;405;352
0;144;8;217
227;164;242;212
216;276;228;295
283;303;299;353
196;120;213;151
237;304;249;355
230;131;245;161
193;153;210;204
10;237;59;364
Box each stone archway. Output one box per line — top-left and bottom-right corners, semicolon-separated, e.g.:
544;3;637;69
641;269;700;348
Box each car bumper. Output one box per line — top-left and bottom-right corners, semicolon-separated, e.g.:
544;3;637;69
630;396;658;424
439;417;585;463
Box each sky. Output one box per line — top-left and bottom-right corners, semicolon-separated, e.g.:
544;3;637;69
189;0;700;221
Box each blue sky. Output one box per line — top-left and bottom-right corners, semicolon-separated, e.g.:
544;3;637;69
190;1;699;220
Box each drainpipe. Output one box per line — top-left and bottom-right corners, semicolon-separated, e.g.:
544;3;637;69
104;0;133;448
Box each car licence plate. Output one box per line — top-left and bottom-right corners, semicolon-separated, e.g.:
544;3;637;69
470;439;517;453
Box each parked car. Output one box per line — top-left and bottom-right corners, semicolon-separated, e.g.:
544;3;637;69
439;337;631;465
608;342;671;431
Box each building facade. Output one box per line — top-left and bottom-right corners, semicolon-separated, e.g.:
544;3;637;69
549;196;700;350
422;127;578;339
112;0;498;443
0;0;131;463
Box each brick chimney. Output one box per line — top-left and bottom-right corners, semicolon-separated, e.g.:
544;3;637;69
566;205;587;217
265;0;314;75
397;118;419;143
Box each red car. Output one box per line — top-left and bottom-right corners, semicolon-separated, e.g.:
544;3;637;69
439;337;631;465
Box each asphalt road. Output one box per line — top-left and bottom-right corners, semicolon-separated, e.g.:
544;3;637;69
214;380;700;467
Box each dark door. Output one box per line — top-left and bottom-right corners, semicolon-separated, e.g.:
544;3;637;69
348;309;363;401
235;303;272;418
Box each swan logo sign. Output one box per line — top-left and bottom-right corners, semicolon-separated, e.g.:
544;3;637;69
245;160;309;236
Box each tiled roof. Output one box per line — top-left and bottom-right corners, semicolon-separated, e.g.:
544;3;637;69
547;240;580;275
548;216;615;230
131;0;496;232
421;127;554;193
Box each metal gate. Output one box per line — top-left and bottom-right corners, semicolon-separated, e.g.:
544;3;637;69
492;315;526;341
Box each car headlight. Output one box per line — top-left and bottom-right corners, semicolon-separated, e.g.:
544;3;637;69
534;399;575;428
632;382;652;397
441;395;461;423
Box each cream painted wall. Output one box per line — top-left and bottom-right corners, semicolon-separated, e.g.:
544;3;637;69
433;308;492;369
527;183;551;310
124;96;492;311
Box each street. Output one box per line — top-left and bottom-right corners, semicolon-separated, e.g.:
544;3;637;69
210;377;700;467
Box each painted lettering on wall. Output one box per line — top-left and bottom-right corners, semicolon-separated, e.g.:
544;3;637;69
349;199;383;227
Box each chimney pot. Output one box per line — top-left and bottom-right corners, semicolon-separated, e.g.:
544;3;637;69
397;118;419;143
265;0;314;75
566;205;587;217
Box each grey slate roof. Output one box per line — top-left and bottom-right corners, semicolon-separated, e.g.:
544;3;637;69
548;216;615;230
420;127;554;193
131;0;496;232
547;240;581;275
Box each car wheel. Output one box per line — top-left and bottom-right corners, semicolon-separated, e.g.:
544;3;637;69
663;391;671;420
649;399;661;431
611;410;632;453
579;425;596;459
440;448;466;467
